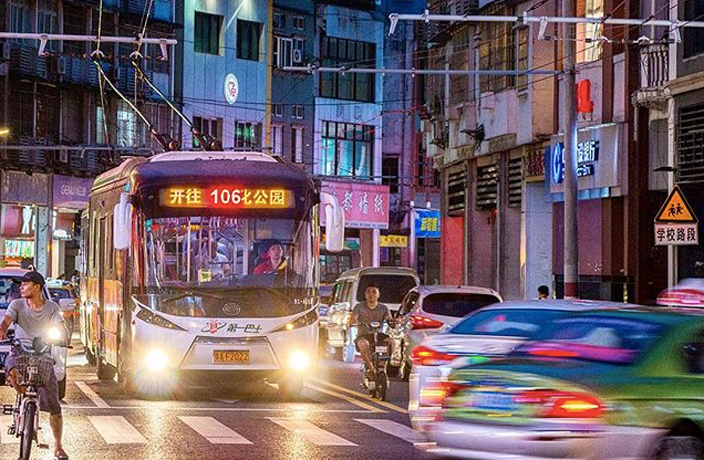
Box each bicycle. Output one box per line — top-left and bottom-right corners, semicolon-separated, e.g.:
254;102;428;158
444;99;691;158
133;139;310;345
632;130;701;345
1;334;57;460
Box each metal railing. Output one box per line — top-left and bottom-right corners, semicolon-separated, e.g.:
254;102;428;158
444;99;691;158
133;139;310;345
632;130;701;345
640;43;668;89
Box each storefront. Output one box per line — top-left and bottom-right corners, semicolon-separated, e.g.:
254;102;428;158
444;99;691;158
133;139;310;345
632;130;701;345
549;123;630;299
51;175;93;278
320;180;389;270
0;172;92;277
413;208;441;284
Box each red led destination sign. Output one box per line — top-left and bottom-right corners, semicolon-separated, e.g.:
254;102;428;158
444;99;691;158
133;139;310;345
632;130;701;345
159;187;293;209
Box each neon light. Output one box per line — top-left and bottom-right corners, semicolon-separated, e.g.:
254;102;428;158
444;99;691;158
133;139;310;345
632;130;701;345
159;187;292;209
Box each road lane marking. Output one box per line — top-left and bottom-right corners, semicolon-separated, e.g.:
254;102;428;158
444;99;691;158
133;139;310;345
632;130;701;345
88;416;148;444
75;381;110;408
268;418;357;446
354;419;425;443
0;416;19;444
62;405;373;413
305;383;385;413
309;377;408;414
178;416;252;444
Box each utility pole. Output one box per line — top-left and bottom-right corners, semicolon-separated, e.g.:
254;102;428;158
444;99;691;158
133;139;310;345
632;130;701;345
563;0;579;299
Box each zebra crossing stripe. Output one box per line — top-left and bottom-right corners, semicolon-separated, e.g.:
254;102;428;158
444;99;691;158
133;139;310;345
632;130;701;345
178;416;252;444
88;416;148;444
268;418;357;446
354;419;425;443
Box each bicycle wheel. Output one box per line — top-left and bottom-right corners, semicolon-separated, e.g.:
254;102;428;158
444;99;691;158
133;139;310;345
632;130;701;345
18;401;36;460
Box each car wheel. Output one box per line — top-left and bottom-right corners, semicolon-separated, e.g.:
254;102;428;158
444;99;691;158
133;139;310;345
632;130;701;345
653;435;704;460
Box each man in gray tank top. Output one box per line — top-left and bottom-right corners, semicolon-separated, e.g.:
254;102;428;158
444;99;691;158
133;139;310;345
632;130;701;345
350;284;396;378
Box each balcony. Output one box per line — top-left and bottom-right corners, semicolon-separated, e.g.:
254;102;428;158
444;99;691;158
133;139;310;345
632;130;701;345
632;44;669;110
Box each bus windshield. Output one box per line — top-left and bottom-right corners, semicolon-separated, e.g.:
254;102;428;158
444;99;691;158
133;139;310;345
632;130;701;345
144;215;315;295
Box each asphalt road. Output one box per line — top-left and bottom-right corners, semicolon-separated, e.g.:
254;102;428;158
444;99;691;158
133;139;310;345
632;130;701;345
0;342;435;460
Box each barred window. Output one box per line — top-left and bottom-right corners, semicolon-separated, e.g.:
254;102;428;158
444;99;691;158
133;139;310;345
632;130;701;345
478;4;515;93
516;26;530;92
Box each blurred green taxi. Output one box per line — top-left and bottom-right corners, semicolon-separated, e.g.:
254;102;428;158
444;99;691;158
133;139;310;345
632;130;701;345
426;307;704;460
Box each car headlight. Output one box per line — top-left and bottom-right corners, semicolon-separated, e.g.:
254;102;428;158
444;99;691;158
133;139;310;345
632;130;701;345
136;308;186;331
275;309;318;333
288;350;310;372
144;349;169;371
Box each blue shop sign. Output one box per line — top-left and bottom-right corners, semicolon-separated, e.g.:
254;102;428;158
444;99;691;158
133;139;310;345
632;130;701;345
415;209;441;238
551;140;600;184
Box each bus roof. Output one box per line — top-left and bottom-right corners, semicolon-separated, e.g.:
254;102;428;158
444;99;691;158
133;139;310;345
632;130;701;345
93;151;316;196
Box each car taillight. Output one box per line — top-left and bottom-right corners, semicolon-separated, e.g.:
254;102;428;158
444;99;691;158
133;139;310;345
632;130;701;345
420;381;465;407
411;345;456;366
515;390;603;418
411;314;444;330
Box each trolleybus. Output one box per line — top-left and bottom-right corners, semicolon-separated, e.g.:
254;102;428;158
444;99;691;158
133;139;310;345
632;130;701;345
80;151;344;397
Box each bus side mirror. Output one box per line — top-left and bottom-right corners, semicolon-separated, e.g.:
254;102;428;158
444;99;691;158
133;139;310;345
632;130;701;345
320;192;345;252
113;192;133;250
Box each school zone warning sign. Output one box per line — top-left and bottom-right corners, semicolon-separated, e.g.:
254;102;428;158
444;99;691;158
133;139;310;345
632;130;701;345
654;186;699;246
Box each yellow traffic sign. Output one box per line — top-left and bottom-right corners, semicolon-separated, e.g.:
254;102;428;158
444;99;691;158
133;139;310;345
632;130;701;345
655;186;698;223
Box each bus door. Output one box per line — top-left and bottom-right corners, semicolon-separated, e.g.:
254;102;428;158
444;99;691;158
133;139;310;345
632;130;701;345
98;217;107;357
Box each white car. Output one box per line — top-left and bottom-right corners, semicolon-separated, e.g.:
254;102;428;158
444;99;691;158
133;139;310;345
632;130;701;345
657;278;704;306
408;300;625;432
46;280;79;336
389;285;502;377
0;268;68;399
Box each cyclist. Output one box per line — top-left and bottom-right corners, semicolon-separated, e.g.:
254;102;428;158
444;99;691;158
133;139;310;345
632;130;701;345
0;271;68;460
350;284;397;379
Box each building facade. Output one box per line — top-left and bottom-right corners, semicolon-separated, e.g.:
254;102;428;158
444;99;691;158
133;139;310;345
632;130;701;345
175;0;269;150
1;0;177;276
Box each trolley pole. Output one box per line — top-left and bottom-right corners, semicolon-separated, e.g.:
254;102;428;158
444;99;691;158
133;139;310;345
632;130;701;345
563;0;579;299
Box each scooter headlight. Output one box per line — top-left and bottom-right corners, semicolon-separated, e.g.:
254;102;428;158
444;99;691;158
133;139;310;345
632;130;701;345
48;326;61;341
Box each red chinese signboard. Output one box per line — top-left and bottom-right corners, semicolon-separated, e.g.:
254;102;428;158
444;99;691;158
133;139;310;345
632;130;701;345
321;181;389;230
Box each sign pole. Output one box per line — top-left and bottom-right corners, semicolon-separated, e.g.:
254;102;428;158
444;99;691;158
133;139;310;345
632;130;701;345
563;0;579;299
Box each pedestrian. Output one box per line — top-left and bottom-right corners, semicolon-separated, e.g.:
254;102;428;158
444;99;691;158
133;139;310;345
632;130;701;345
537;285;550;300
0;271;68;460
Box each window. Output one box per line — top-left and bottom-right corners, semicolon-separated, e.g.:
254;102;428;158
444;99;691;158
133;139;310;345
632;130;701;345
116;101;140;147
234;121;261;148
320;36;376;102
38;1;59;52
194;11;222;55
516;26;530;91
356;275;417;303
238;20;262;61
272;124;283;156
476;164;499;210
684;0;704;58
422;293;500;318
9;0;31;36
274;36;304;68
273;12;285;29
192;116;221;148
293;15;305;30
576;0;604;63
478;4;516;93
320;121;374;178
292;126;304;163
96;106;106;145
382;156;399;194
292;105;304;119
273;104;283;117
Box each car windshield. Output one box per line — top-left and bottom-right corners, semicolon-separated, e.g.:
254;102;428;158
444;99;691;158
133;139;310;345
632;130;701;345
450;308;568;337
422;293;500;318
356;274;417;303
516;315;664;364
50;289;73;300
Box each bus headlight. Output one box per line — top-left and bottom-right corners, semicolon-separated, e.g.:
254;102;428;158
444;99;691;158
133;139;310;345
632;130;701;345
144;349;169;371
288;350;310;372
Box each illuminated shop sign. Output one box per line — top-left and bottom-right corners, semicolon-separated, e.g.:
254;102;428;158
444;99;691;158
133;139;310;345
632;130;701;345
551;140;600;184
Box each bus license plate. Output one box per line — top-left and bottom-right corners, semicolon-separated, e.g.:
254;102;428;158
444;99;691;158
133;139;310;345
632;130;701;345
213;350;250;364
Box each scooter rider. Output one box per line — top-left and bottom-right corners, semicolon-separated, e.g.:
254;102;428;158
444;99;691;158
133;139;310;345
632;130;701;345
349;284;397;378
0;271;68;460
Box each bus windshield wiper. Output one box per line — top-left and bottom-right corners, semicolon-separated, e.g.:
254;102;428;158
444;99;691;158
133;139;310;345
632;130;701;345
162;289;230;304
